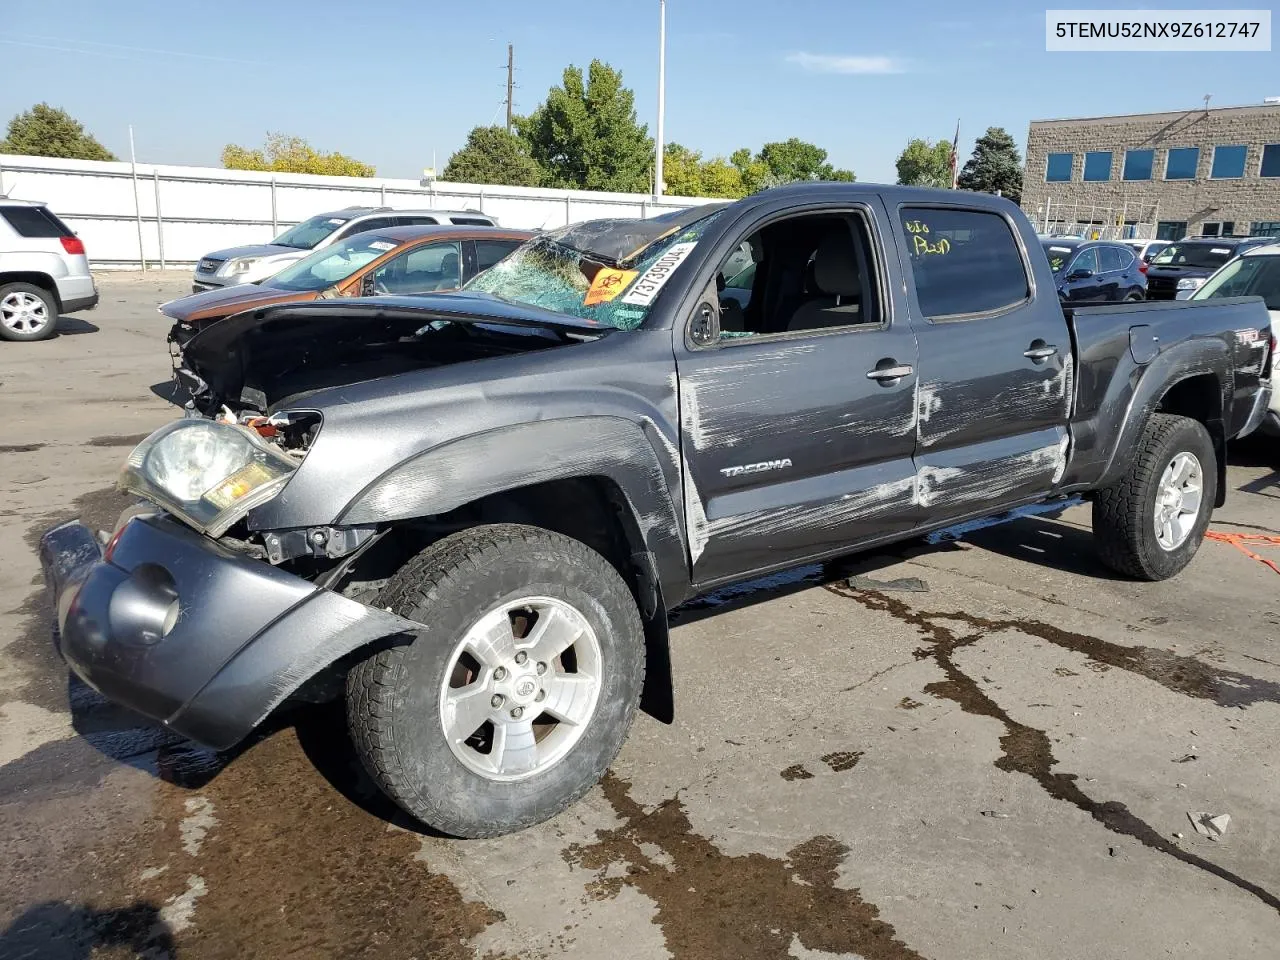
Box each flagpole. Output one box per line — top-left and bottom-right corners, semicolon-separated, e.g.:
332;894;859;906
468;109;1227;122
950;120;960;190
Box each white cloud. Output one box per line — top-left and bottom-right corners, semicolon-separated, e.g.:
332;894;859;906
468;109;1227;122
785;52;906;74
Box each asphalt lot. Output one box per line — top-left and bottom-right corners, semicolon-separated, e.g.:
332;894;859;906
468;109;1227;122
1;273;1278;959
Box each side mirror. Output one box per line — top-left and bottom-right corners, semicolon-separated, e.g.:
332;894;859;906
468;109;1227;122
689;302;717;346
1067;268;1093;281
361;273;377;297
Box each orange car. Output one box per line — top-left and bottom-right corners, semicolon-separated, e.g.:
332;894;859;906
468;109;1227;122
162;224;533;344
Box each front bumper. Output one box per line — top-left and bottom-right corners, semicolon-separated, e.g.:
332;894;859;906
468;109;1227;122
40;511;417;750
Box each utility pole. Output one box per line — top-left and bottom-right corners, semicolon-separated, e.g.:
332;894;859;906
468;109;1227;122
506;43;515;134
655;0;666;197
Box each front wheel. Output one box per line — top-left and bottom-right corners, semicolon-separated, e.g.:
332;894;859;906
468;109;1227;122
1092;413;1217;580
346;524;645;838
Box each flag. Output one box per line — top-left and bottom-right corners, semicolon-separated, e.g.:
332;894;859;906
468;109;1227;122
949;121;960;190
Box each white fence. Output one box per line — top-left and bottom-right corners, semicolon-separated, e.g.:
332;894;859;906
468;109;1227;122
0;154;716;269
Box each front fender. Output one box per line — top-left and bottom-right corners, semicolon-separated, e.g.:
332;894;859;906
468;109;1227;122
338;415;690;604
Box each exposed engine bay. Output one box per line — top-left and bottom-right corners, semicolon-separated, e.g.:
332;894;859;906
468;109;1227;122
175;299;601;417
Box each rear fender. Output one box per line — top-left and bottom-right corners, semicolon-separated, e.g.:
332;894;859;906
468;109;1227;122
1094;339;1230;490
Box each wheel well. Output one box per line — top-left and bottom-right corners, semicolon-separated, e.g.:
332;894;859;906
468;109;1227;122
0;272;61;309
329;476;675;722
1155;373;1227;507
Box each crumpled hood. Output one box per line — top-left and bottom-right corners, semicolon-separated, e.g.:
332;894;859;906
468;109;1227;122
178;292;608;414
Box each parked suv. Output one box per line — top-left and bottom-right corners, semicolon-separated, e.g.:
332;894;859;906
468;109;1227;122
1040;238;1146;304
1145;236;1273;300
0;199;98;342
191;206;499;292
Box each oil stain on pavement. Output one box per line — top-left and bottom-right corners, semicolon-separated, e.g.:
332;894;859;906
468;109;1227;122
564;772;927;960
828;584;1280;915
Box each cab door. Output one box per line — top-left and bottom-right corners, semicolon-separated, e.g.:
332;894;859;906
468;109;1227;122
894;203;1073;522
675;202;920;586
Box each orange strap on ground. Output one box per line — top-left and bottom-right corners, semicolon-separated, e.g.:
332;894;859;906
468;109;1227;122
1205;530;1280;577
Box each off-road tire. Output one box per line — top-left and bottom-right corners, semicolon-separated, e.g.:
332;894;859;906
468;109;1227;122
1092;413;1216;580
0;282;58;342
346;524;645;838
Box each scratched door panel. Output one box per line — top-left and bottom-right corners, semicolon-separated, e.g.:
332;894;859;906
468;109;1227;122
678;328;918;585
895;204;1074;521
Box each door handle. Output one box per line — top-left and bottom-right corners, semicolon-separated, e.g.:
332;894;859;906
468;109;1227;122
1024;343;1058;362
866;362;914;382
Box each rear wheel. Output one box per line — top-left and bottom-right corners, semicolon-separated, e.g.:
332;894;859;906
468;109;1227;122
0;283;57;341
1092;413;1216;580
346;524;645;837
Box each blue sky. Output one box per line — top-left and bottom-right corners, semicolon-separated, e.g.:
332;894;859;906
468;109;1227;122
2;0;1276;184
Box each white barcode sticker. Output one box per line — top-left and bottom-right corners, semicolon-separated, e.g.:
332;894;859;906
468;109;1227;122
620;243;698;306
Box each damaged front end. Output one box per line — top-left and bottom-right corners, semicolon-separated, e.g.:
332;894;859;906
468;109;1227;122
41;296;609;749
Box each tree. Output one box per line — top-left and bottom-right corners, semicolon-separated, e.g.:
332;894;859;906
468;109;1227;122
895;137;954;188
518;60;653;193
661;143;746;198
729;139;854;193
0;104;116;161
443;126;541;186
759;138;854;183
957;126;1023;203
221;133;375;177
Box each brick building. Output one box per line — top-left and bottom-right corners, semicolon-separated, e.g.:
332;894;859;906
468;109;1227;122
1020;101;1280;241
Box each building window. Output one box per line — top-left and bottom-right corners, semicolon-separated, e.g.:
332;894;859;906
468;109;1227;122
1210;144;1248;179
1045;153;1073;182
1199;222;1235;238
1252;221;1280;238
1083;151;1112;181
1122;149;1154;181
1260;145;1280;178
1156;221;1188;241
1164;147;1200;180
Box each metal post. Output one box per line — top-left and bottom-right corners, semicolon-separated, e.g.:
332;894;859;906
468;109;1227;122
379;182;386;206
565;194;571;225
270;177;278;234
1044;197;1051;232
128;125;147;270
153;170;166;270
654;0;666;197
506;43;515;134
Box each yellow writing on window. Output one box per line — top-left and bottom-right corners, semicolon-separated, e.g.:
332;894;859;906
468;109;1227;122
912;235;951;256
904;219;930;235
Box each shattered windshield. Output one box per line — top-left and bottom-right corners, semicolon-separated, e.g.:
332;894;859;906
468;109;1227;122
464;209;723;330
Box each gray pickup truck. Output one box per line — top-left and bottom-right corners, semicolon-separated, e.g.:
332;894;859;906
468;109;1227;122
41;184;1272;837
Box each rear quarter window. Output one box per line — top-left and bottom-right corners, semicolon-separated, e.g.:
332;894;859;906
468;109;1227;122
1;206;72;238
449;217;495;226
900;207;1029;319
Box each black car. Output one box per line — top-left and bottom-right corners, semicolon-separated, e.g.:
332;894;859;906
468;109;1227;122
1040;239;1146;304
1145;236;1275;300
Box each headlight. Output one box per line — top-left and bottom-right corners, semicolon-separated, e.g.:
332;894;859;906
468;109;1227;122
119;420;297;537
1176;277;1205;290
222;257;260;276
